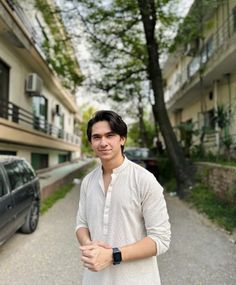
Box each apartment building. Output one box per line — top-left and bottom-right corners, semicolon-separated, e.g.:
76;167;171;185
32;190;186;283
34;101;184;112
163;0;236;155
0;0;83;170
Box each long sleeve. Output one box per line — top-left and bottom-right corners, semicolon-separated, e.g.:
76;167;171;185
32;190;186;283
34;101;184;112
141;174;171;256
75;177;88;231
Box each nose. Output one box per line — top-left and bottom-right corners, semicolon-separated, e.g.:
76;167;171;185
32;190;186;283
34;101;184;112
100;136;108;147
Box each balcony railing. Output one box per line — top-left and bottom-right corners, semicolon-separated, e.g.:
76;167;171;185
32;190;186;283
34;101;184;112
6;0;38;42
0;99;80;145
5;0;47;59
187;13;236;79
166;13;236;101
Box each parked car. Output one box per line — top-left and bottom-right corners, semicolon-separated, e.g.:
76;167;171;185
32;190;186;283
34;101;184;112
0;156;40;246
124;147;159;179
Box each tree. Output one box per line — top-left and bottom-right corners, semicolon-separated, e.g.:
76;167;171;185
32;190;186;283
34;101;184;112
137;0;194;196
128;111;156;148
79;105;97;155
72;0;194;196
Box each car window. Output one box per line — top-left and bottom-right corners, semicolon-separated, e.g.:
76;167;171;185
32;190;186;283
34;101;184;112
21;160;36;182
0;169;7;197
4;161;25;190
137;149;149;158
125;149;150;158
16;161;30;184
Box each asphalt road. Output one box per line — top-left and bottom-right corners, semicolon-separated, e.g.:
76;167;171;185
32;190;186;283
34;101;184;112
0;184;236;285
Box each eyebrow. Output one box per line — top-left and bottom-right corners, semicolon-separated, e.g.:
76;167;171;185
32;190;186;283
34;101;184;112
91;131;116;138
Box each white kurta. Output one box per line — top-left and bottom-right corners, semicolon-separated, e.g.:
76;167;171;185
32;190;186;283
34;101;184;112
76;157;171;285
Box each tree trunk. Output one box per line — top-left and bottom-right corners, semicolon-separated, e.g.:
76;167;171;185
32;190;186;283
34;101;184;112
138;0;194;197
138;93;148;147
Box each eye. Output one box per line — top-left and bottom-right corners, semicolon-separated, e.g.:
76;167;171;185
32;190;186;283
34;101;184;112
92;135;100;140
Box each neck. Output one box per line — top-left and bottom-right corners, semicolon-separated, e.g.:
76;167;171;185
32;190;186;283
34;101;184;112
102;155;124;174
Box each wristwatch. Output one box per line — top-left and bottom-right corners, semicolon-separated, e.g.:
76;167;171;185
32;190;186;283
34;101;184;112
112;247;122;265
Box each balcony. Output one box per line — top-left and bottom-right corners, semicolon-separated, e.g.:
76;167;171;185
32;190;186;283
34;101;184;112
0;99;80;152
166;13;236;111
1;0;50;62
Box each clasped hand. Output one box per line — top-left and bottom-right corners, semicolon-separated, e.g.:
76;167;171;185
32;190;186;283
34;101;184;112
80;241;112;272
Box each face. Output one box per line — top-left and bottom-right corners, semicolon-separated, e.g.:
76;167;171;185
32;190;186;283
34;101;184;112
90;121;125;162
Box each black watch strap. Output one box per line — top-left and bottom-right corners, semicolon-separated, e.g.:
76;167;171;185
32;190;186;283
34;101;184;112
112;247;122;265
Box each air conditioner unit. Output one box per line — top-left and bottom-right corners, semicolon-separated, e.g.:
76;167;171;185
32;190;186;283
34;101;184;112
25;73;43;95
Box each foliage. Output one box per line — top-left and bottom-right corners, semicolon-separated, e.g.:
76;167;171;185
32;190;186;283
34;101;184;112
176;121;199;157
71;0;197;197
170;0;219;53
74;0;180;104
164;178;177;193
162;155;236;232
40;183;74;214
79;106;98;155
215;104;233;156
186;184;236;233
215;105;231;129
128;118;156;148
158;157;175;185
185;102;235;162
192;152;236;168
191;144;205;160
35;0;84;92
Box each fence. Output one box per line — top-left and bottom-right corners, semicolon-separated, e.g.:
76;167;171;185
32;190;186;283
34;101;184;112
0;99;80;145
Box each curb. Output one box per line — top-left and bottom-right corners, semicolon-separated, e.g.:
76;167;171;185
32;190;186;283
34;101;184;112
40;160;95;201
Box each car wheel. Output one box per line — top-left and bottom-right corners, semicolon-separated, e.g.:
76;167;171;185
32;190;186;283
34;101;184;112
20;200;40;234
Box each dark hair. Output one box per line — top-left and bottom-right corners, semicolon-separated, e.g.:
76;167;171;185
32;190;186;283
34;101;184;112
87;110;127;151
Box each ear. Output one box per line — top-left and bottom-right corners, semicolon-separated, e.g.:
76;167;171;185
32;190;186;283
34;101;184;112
120;136;126;146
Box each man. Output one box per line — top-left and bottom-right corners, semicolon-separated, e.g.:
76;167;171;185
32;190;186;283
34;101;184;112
76;110;171;285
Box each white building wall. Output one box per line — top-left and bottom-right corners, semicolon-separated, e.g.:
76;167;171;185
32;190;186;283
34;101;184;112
0;0;81;170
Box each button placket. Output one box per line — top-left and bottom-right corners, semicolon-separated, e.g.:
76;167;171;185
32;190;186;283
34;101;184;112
103;174;116;235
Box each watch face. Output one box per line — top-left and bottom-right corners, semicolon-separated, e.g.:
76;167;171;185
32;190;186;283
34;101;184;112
113;248;122;265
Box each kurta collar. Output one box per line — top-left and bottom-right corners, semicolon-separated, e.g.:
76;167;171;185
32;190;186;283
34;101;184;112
113;156;129;173
99;156;129;174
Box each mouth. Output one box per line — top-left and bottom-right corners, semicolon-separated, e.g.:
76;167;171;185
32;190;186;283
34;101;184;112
99;149;111;154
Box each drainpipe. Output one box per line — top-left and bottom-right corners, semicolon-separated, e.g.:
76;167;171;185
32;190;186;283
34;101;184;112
225;73;232;144
216;2;219;49
225;73;231;114
226;0;230;38
213;80;220;150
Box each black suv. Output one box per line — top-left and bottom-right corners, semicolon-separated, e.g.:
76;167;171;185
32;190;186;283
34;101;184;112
0;156;40;245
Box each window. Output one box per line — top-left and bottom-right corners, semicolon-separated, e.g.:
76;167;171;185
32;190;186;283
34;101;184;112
31;153;48;170
58;153;70;164
4;161;24;190
188;56;200;78
22;160;36;182
206;38;214;59
201;37;214;64
32;96;48;132
203;109;215;130
0;170;7;197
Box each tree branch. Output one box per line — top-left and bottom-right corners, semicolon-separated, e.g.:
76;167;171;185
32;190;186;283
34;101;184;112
96;67;147;92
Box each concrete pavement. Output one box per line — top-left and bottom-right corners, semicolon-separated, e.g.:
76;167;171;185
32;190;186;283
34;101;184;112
0;160;236;284
0;183;83;285
159;194;236;285
37;158;95;200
